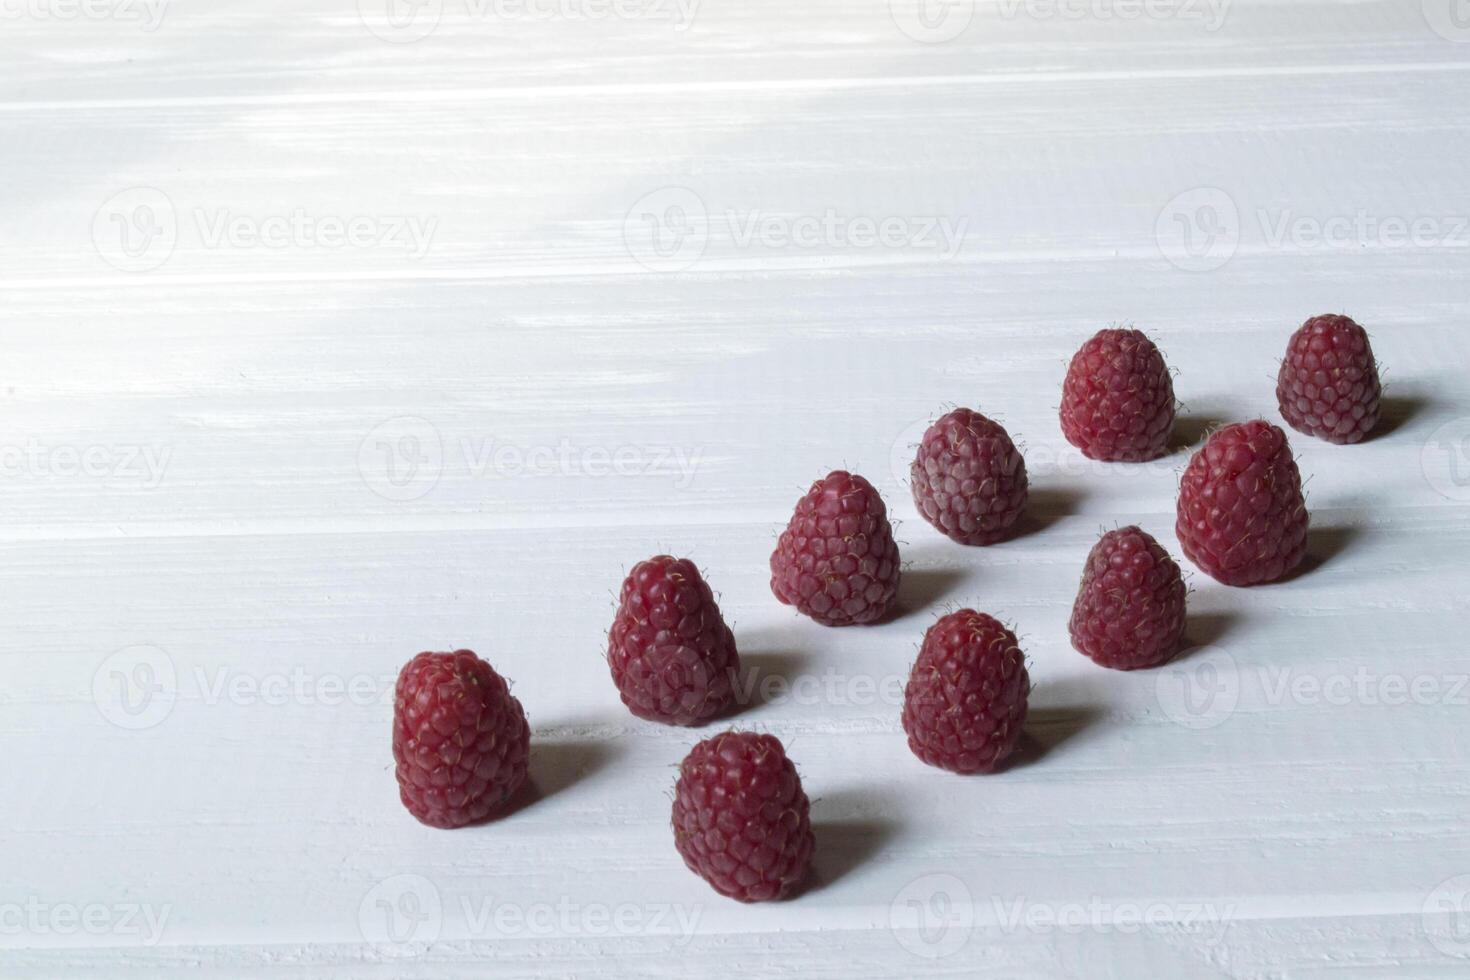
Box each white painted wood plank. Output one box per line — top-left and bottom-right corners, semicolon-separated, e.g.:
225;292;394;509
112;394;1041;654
3;1;1469;976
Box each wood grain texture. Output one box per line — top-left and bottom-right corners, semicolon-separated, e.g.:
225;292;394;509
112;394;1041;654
3;1;1469;976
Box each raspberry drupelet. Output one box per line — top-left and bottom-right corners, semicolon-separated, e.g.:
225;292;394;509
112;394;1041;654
1060;328;1177;462
902;610;1030;774
770;470;901;626
1069;526;1187;670
607;556;739;726
671;731;815;902
910;408;1029;545
1176;420;1309;586
1276;314;1383;444
393;650;530;828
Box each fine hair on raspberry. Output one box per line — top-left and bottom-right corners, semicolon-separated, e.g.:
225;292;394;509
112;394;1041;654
910;408;1029;546
1276;313;1383;444
770;470;901;626
607;555;739;726
393;649;531;829
1060;327;1176;462
1176;420;1310;587
1069;526;1188;670
671;730;815;902
902;609;1030;774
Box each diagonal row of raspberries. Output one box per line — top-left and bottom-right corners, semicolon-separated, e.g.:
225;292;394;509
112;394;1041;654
387;313;1382;904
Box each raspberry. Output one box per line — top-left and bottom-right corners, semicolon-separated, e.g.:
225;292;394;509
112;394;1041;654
1069;526;1187;670
902;610;1029;774
1276;314;1383;444
671;731;815;902
910;408;1028;545
607;556;739;726
1176;420;1309;587
770;470;901;626
393;650;530;828
1060;328;1176;462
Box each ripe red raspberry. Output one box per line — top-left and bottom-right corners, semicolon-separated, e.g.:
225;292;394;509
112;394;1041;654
1060;328;1176;462
910;408;1028;545
671;731;814;902
1177;421;1309;587
607;556;739;726
1276;314;1382;444
902;610;1029;774
1069;526;1187;670
770;470;900;626
392;650;530;828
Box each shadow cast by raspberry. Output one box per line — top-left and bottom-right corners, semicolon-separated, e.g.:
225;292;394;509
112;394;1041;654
802;787;904;895
497;737;629;819
1011;485;1089;539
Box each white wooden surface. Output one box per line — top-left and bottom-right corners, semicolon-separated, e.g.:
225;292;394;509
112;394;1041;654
3;1;1470;976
